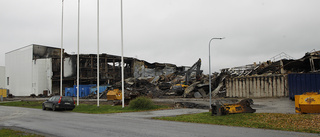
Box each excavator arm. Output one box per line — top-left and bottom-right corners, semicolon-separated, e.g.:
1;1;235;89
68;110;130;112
185;58;202;84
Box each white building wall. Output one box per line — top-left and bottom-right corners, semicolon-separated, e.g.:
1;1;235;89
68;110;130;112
5;45;33;96
32;59;52;95
0;66;5;88
64;57;73;77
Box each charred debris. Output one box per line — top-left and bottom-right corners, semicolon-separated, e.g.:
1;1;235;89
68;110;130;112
49;52;206;98
46;50;320;99
108;50;320;100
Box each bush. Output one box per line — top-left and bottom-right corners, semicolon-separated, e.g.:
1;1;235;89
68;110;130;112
129;96;154;109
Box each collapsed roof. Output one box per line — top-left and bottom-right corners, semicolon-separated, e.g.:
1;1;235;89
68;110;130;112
221;50;320;77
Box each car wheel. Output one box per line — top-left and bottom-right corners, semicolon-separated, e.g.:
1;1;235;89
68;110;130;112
52;105;56;111
42;104;46;110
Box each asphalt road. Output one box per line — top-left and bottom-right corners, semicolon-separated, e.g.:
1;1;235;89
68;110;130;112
0;106;318;137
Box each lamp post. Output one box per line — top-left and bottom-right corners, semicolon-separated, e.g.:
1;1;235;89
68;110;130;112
208;37;224;109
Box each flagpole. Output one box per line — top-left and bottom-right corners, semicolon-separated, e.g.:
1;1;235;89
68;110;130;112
121;0;125;108
60;0;64;96
97;0;100;107
77;0;80;106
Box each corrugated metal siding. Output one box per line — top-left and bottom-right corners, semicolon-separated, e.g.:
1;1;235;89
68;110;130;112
288;73;320;100
226;75;288;98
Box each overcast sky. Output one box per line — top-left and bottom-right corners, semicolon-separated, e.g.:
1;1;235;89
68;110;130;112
0;0;319;74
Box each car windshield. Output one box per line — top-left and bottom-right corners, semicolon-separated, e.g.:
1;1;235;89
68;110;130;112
61;97;73;102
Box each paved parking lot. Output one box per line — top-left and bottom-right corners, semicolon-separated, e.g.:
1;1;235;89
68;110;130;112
153;97;296;114
251;97;295;114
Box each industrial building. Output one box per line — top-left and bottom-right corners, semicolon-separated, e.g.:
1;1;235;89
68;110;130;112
4;44;320;103
5;44;187;96
5;44;62;96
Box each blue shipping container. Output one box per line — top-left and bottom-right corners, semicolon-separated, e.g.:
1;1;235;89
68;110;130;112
74;85;96;97
80;87;90;97
65;87;75;97
288;73;320;100
90;85;110;94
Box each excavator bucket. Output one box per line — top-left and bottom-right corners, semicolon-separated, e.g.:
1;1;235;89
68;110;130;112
212;99;256;116
295;92;320;114
224;99;256;114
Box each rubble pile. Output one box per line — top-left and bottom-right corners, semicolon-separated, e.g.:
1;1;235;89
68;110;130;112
118;72;228;99
81;50;319;100
117;73;212;99
175;102;209;109
80;72;225;99
82;90;109;99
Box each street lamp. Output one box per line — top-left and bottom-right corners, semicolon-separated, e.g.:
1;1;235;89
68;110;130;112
208;37;224;109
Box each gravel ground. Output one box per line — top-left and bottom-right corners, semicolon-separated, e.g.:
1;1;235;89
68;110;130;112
153;97;296;114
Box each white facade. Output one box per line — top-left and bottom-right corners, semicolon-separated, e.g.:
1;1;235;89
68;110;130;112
6;45;33;96
5;45;55;96
64;57;73;77
0;66;5;88
32;59;53;96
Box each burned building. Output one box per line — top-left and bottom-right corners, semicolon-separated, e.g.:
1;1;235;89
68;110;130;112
57;53;183;93
5;44;319;99
5;44;188;96
222;50;320;77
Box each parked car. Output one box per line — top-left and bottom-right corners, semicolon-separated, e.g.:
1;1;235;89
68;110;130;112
42;96;75;111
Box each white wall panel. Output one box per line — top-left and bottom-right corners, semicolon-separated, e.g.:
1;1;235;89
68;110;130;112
226;75;288;98
32;58;52;95
5;45;33;96
64;57;73;77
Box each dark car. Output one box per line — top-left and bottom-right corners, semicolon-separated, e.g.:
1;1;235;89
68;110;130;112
42;96;75;111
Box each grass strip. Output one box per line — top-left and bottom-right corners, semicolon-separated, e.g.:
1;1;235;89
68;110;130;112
72;103;169;114
0;101;42;109
0;101;170;114
153;112;320;134
0;128;44;137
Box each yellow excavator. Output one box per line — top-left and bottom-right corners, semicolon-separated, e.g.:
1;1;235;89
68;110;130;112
106;88;139;105
106;89;122;100
172;81;189;91
295;92;320;114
